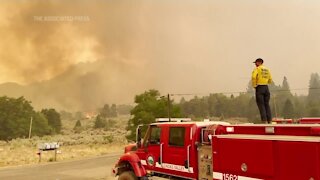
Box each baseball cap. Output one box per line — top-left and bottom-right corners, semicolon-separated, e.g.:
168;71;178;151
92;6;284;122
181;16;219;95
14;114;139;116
253;58;264;63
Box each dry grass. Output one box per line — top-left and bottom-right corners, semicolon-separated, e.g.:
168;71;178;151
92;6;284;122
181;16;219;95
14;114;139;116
0;143;124;167
0;115;130;167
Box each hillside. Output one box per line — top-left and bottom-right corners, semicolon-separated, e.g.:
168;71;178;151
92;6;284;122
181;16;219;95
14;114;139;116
0;59;148;111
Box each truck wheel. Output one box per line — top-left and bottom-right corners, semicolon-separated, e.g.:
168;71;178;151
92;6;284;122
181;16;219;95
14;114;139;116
118;171;138;180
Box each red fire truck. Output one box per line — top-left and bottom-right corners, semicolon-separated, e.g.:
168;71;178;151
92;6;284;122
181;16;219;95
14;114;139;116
299;117;320;124
113;118;320;180
272;117;320;124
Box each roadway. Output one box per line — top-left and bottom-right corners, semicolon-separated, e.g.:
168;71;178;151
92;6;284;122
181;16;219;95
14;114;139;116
0;152;120;180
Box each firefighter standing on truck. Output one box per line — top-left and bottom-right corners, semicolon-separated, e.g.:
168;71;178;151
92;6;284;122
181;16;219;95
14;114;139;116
252;58;273;124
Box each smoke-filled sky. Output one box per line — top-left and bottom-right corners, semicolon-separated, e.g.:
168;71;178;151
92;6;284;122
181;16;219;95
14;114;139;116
1;0;320;105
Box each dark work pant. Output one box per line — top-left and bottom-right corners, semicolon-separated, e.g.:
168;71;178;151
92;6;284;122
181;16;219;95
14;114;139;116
255;85;272;123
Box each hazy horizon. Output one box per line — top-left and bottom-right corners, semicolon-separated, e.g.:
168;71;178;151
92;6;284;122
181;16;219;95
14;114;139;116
0;0;319;106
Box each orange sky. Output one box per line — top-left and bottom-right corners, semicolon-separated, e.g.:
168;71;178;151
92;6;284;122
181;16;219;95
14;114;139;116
0;0;319;100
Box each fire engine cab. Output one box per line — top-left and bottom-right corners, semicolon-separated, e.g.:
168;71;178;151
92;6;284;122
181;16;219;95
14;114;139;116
113;118;320;180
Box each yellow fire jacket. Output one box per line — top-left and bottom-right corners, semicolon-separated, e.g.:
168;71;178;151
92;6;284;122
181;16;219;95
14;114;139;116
252;65;272;88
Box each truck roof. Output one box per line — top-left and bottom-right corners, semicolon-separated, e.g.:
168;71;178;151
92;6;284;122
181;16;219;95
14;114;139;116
151;122;320;127
216;134;320;142
230;124;320;127
151;121;230;127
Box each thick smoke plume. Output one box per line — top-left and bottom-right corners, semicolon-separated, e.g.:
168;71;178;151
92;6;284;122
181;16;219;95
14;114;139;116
0;0;154;110
1;0;320;111
0;0;148;83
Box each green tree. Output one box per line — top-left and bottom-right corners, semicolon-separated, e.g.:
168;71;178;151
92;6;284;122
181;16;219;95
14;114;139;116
73;119;82;133
207;94;218;117
291;95;305;118
308;73;320;105
31;112;52;136
126;89;181;141
278;76;292;116
41;108;62;134
181;96;209;118
94;115;107;129
100;104;111;118
280;76;293;99
282;76;290;92
212;94;229;117
100;104;117;118
74;120;82;129
246;97;260;123
0;96;51;140
231;93;252;117
282;99;295;119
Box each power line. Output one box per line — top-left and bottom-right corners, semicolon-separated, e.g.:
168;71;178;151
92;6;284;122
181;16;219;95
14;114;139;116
169;87;320;97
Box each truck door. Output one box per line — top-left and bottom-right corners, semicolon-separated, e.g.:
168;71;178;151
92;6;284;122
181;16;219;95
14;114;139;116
141;125;162;171
161;125;194;178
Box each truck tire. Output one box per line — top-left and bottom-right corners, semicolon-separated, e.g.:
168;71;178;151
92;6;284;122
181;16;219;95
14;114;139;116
118;171;138;180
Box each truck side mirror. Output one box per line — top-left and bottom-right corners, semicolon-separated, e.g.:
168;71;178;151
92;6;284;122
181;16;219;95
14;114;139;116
136;125;142;148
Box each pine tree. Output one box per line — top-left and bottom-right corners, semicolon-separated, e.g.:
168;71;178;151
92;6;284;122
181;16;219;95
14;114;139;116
110;104;118;117
100;104;111;118
282;76;290;91
73;120;82;133
275;76;293;117
74;120;82;129
282;99;294;119
281;76;292;98
94;115;107;129
307;73;320;105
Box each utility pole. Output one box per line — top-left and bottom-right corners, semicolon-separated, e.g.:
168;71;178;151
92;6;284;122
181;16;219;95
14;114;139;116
29;117;33;139
167;94;171;122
